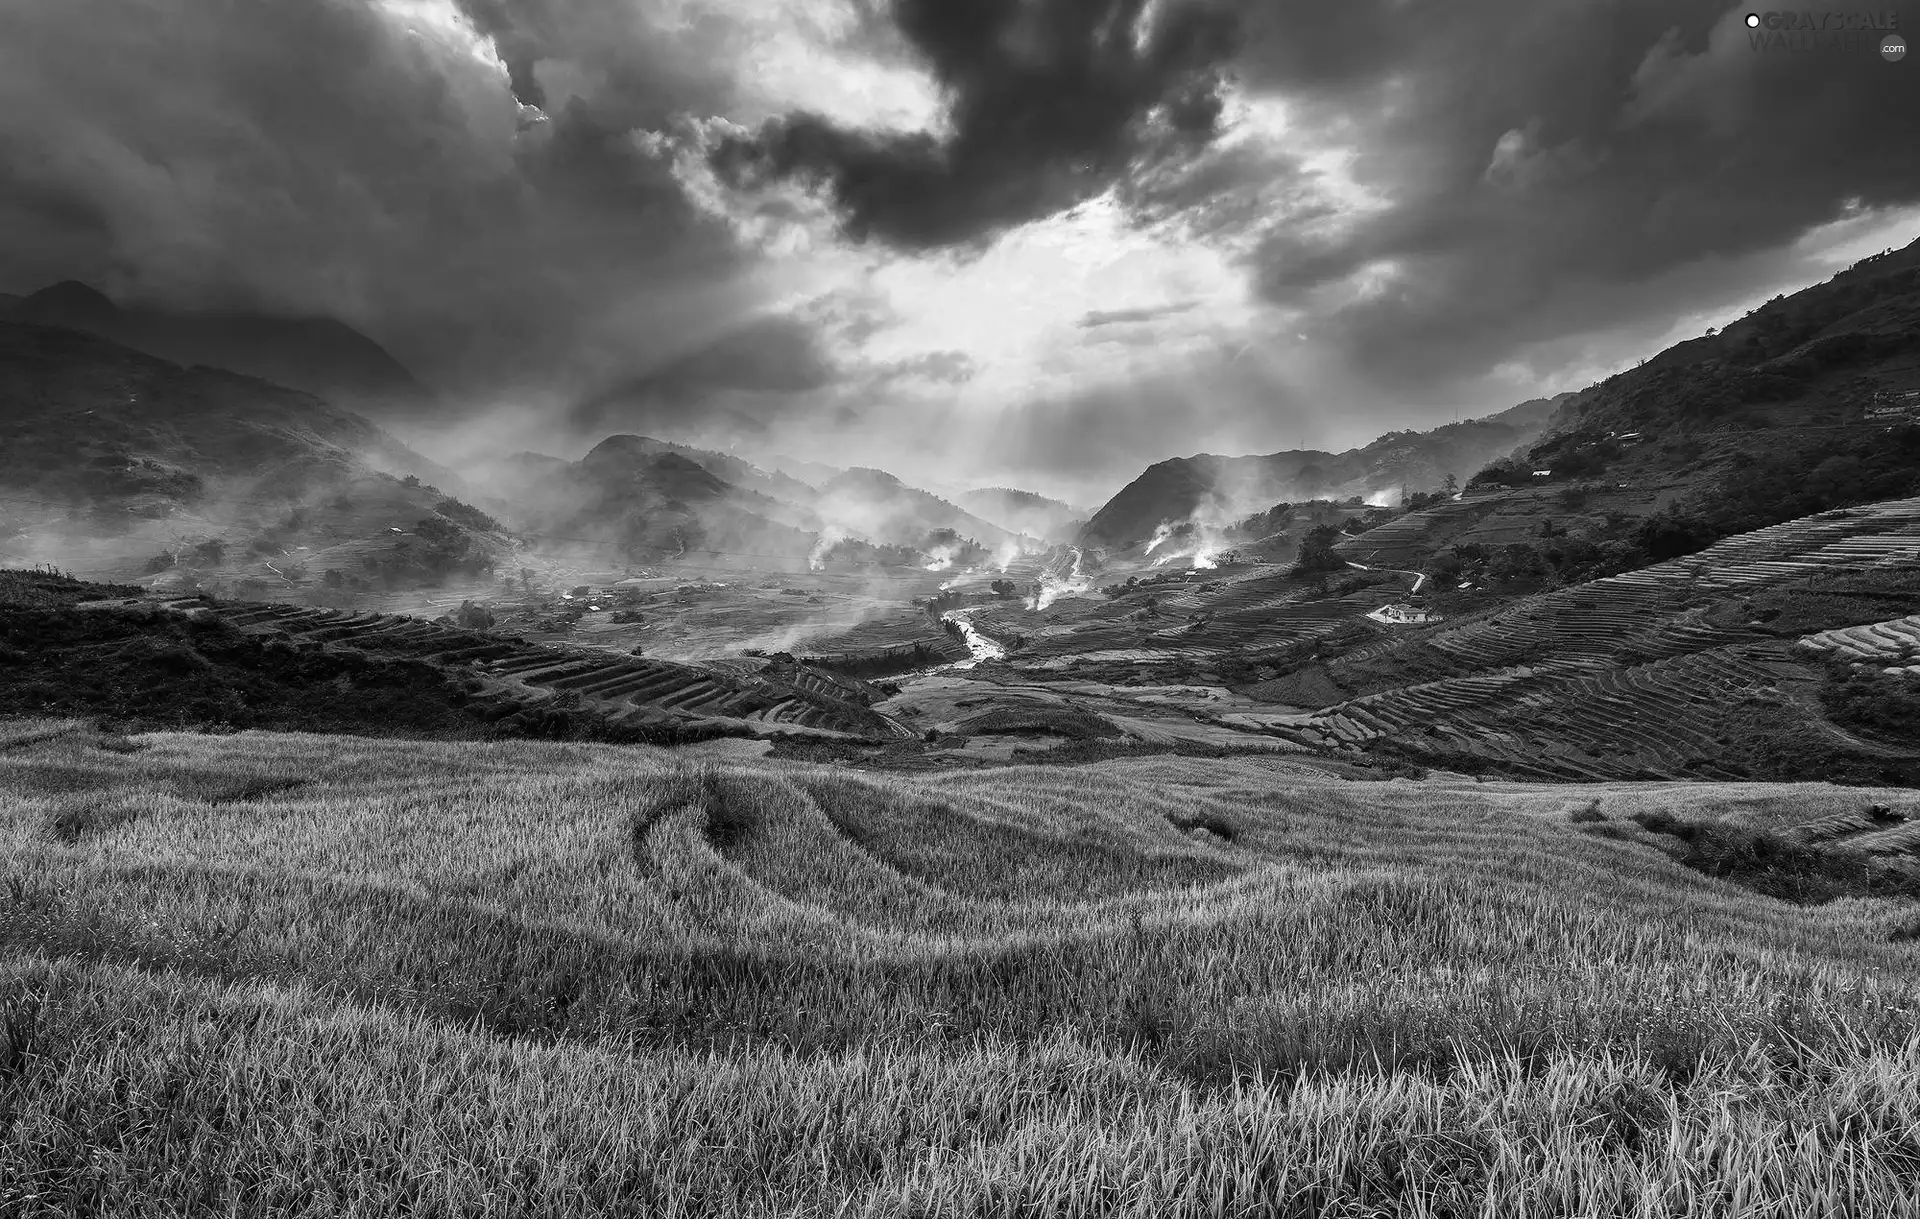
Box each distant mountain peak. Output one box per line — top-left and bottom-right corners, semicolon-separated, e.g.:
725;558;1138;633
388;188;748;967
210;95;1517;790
11;279;434;422
831;466;905;489
20;280;120;325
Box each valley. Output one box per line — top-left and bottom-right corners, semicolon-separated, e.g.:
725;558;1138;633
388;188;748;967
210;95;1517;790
7;232;1920;1219
12;5;1920;1212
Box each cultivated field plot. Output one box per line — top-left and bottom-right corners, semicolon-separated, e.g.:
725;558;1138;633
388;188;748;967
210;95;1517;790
1801;613;1920;673
80;594;914;740
966;566;1400;687
4;722;1920;1216
878;673;1307;755
1287;497;1920;780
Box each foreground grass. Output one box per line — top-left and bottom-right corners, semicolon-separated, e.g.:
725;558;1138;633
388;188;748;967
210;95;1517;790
3;719;1920;1215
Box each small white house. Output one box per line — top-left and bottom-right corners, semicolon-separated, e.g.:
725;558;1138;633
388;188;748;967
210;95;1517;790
1368;602;1441;625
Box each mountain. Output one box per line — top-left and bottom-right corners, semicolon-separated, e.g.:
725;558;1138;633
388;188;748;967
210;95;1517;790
1081;397;1562;550
956;487;1087;544
476;436;1018;563
766;455;846;488
505;435;816;564
6;280;436;423
816;468;1018;548
571;379;771;451
1525;235;1920;470
0;320;495;590
1324;236;1920;578
580;435;819;508
0;320;452;504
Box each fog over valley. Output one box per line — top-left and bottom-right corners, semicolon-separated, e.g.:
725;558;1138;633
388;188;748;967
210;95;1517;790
4;0;1918;505
9;5;1920;1214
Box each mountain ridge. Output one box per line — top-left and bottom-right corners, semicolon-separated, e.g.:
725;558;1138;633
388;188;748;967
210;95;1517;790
5;280;437;424
1080;396;1565;550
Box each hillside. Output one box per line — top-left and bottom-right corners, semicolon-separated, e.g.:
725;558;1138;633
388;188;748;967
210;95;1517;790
0;568;913;741
1081;397;1561;550
816;467;1019;549
507;438;818;565
6;281;437;424
1544;236;1920;446
4;723;1920;1213
0;321;499;594
566;434;820;508
1267;495;1920;785
474;440;1015;566
0;321;450;505
957;486;1087;543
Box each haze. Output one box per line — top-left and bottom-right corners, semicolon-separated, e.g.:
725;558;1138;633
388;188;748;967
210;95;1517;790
3;0;1916;504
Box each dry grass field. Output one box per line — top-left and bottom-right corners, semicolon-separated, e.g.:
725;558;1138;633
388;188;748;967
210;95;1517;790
4;718;1920;1215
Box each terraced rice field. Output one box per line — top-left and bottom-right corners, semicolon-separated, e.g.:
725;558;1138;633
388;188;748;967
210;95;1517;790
1333;496;1504;568
74;594;912;739
1801;614;1920;674
6;724;1920;1214
1282;497;1920;778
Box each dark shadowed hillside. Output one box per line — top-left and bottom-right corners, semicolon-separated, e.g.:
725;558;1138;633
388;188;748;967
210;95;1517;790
503;436;817;564
7;281;437;424
1525;236;1920;482
0;322;501;594
957;487;1087;543
1081;397;1561;550
0;321;452;509
1330;239;1920;584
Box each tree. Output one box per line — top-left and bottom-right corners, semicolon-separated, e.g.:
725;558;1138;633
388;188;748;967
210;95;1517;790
1442;473;1459;496
1291;524;1347;574
455;600;496;631
1637;510;1716;561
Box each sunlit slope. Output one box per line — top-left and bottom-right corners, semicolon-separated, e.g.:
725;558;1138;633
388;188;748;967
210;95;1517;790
4;721;1920;1215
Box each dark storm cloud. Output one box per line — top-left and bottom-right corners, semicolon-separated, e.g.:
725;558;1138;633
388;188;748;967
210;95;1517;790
1220;0;1920;386
709;0;1245;249
0;0;767;404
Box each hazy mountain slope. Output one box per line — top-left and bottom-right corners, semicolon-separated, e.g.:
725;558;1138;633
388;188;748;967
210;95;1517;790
816;468;1018;548
766;455;846;488
508;437;816;563
0;321;453;507
9;281;437;424
1082;398;1561;549
956;487;1087;543
569;434;820;509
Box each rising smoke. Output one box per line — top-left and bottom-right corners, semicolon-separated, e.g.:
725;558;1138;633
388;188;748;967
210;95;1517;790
1027;545;1092;610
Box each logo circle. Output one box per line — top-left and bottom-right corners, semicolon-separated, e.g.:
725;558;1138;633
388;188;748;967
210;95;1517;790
1885;33;1908;60
1745;12;1761;27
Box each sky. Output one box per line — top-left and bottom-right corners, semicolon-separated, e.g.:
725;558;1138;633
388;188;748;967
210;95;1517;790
2;0;1917;506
